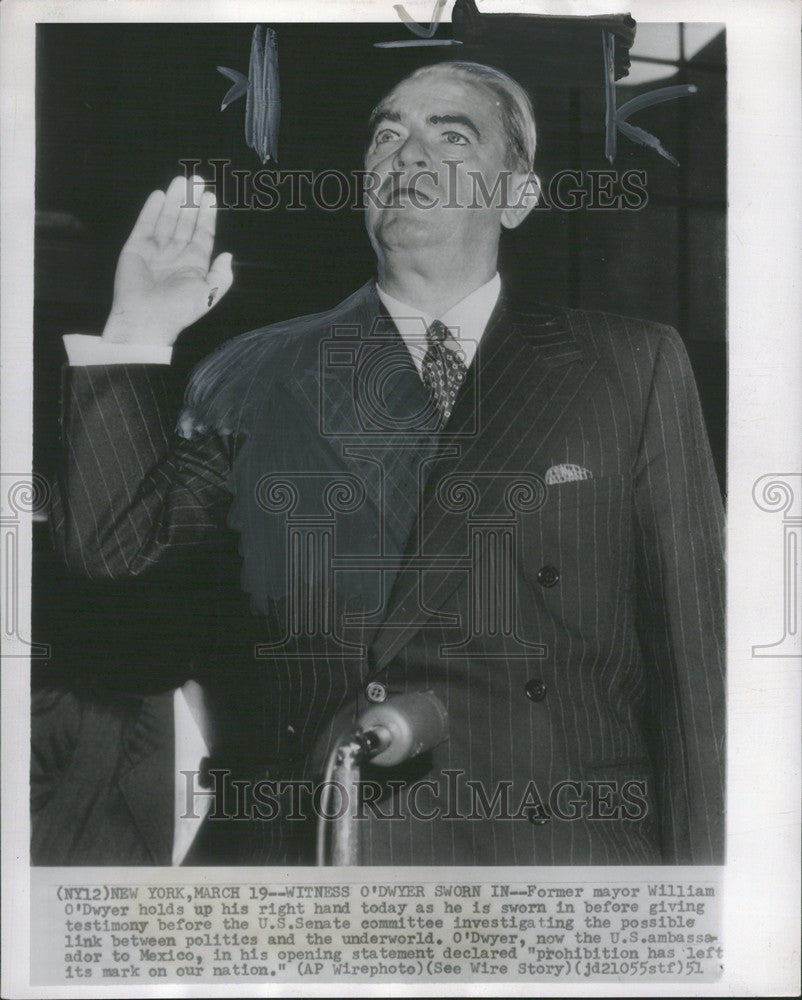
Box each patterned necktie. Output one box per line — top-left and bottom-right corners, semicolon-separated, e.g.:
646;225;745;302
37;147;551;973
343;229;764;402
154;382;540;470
421;320;468;424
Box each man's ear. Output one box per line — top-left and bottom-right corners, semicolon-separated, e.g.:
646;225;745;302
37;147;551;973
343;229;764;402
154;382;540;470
501;171;540;230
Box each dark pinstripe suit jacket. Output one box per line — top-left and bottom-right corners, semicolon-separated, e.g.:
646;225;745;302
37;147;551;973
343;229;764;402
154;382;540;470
31;685;175;865
49;279;725;866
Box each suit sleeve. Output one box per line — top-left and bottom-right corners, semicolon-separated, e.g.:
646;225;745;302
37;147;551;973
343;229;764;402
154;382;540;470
50;363;238;579
632;326;726;864
30;685;82;820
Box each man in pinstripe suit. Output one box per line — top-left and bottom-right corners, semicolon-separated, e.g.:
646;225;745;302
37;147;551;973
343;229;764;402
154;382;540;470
42;61;725;866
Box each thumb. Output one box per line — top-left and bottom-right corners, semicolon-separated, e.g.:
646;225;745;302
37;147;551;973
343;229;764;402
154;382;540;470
205;252;234;310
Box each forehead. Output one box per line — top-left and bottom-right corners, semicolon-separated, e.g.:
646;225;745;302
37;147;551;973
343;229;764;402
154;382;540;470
379;73;504;132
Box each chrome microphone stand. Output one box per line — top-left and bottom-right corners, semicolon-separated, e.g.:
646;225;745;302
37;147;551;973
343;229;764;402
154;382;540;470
329;739;363;866
316;692;449;865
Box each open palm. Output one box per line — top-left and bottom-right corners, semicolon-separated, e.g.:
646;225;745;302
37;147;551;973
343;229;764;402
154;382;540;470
104;175;234;346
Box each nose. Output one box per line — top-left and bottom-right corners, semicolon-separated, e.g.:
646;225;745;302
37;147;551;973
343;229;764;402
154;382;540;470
393;133;429;170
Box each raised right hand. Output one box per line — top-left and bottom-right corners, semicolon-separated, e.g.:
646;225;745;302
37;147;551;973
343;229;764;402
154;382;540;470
102;175;234;346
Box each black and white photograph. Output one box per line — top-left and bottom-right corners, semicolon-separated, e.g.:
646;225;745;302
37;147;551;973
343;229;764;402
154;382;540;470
1;0;799;995
31;8;729;869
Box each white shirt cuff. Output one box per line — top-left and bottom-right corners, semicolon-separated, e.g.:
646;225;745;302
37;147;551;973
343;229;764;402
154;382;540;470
63;334;173;366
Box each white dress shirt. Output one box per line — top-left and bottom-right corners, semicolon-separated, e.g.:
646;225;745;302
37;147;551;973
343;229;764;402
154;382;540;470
376;271;501;374
61;271;502;862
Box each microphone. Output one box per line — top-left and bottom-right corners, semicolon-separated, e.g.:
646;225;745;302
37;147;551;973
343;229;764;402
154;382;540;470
353;691;449;767
316;691;449;864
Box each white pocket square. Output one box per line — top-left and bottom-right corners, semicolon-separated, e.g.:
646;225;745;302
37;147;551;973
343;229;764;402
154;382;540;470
544;463;593;485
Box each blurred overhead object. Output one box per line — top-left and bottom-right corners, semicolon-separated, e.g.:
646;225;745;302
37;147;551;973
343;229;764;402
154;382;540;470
218;25;280;164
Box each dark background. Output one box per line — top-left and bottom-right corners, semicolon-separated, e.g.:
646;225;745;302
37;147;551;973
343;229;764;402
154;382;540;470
32;20;726;690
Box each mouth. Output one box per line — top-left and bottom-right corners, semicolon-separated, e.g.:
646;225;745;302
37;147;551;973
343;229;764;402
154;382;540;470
386;184;436;206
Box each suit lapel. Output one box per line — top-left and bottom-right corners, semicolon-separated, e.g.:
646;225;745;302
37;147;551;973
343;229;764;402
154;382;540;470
281;286;437;510
281;284;385;499
281;287;442;570
369;294;610;672
118;692;174;865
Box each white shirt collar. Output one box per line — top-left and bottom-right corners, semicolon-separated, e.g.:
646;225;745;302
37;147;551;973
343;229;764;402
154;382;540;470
376;273;501;375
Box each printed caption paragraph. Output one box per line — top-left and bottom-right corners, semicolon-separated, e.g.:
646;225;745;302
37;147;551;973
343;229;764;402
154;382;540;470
31;867;723;984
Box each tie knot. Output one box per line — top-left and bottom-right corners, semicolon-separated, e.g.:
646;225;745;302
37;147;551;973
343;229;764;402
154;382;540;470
427;320;449;344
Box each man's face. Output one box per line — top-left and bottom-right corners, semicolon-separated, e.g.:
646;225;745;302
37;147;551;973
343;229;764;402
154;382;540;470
364;72;515;256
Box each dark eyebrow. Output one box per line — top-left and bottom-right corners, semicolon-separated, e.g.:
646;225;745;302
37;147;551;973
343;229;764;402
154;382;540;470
367;107;402;135
429;114;482;140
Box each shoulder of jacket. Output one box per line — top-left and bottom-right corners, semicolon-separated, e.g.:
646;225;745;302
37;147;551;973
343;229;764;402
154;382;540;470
179;281;376;437
555;304;677;342
196;280;376;371
539;304;686;369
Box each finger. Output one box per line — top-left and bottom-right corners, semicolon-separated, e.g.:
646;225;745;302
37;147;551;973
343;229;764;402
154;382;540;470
173;175;208;245
125;189;166;246
205;252;234;309
190;189;218;258
153;175;192;247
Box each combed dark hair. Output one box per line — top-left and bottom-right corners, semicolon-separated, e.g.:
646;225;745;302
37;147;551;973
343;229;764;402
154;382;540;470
403;61;537;171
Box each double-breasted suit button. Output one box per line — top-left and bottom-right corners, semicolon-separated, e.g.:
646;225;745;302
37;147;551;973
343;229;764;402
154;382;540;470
524;678;547;702
365;681;387;703
537;565;560;587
